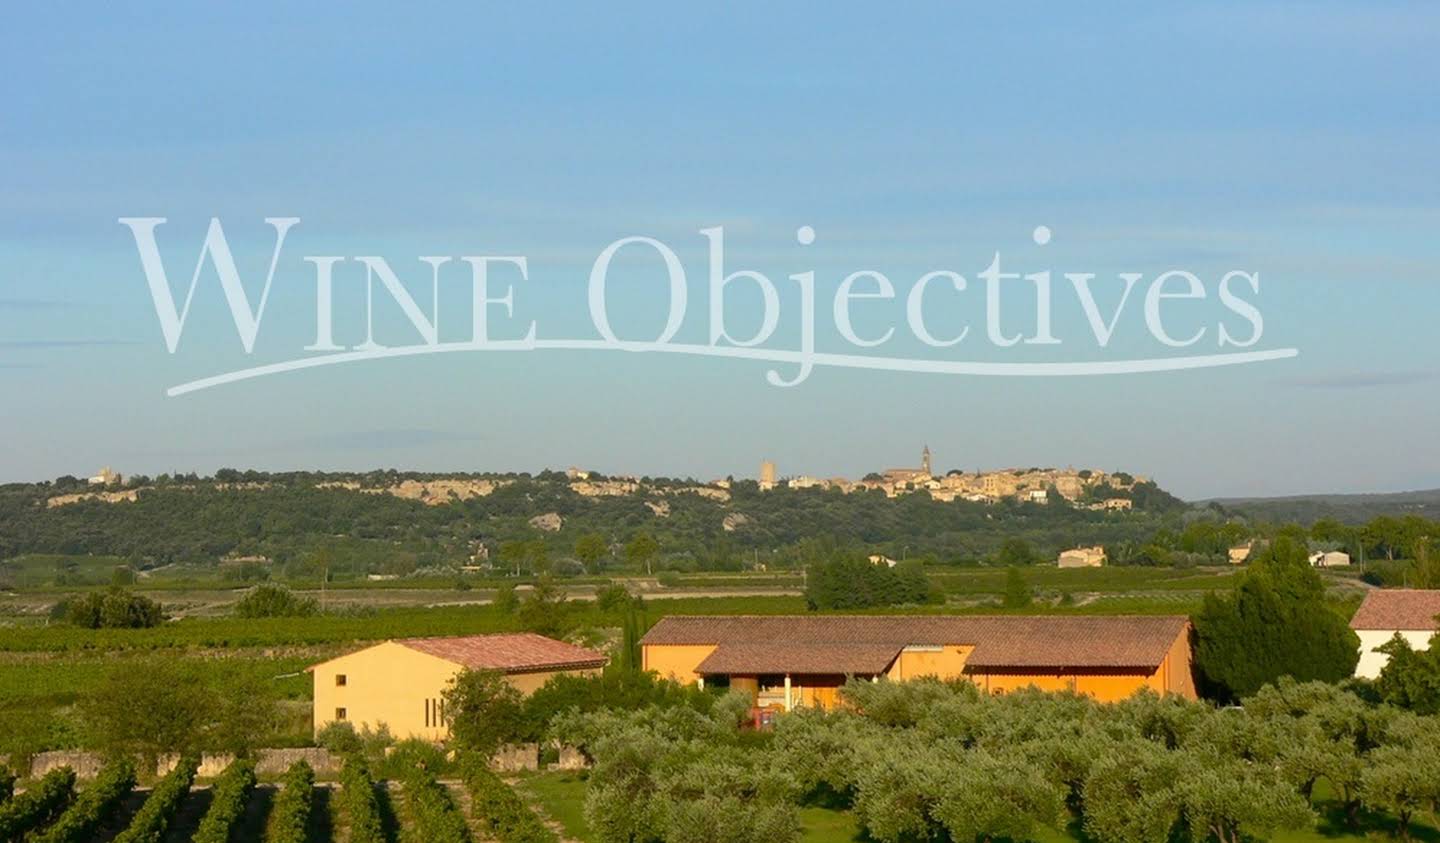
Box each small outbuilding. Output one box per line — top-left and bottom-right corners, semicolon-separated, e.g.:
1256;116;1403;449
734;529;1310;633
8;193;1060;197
309;633;606;740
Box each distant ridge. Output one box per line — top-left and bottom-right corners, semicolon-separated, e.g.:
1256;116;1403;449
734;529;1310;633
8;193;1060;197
1203;488;1440;524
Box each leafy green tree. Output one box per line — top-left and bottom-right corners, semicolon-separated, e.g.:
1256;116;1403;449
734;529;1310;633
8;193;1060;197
805;557;895;610
575;533;608;573
499;540;529;576
994;538;1037;567
933;750;1064;843
594;583;635;613
1193;536;1359;700
625;532;660;575
1373;633;1440;714
1082;741;1184;843
890;559;935;605
1360;744;1440;843
442;669;525;758
492;582;519;613
518;575;571;638
1002;567;1033;609
1175;757;1313;843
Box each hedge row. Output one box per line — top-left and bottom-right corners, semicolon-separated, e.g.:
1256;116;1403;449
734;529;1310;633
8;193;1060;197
339;755;387;843
460;757;557;843
0;767;76;840
399;766;471;843
265;760;315;843
191;759;257;843
34;759;136;843
112;755;200;843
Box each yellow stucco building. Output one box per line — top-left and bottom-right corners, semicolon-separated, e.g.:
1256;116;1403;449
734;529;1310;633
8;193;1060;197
641;615;1195;709
309;633;607;740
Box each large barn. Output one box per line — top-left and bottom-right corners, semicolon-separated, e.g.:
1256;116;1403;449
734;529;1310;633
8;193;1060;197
641;615;1195;708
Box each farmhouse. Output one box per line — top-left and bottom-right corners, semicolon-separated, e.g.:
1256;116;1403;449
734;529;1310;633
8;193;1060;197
1058;546;1107;568
1309;550;1351;567
641;615;1195;709
309;633;606;740
1349;589;1440;679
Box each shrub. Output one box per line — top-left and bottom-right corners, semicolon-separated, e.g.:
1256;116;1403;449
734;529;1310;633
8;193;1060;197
398;765;471;843
265;760;315;843
339;756;387;843
233;583;319;618
112;755;199;843
0;764;15;804
33;758;136;843
0;767;76;840
64;587;164;628
460;755;557;843
190;759;256;843
443;670;526;757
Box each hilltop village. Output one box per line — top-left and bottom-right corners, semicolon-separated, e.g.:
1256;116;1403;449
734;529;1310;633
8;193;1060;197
754;446;1144;510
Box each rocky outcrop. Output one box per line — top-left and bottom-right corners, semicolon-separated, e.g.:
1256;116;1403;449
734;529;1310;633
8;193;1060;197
528;512;564;532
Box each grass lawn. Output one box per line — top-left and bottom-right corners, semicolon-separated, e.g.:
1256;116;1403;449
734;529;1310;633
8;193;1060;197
799;806;863;842
516;771;592;841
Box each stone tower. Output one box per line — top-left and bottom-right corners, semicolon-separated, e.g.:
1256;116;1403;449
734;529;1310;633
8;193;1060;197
921;445;932;476
759;460;777;490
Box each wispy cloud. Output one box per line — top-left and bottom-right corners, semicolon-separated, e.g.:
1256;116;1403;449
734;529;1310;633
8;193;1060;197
1275;371;1438;389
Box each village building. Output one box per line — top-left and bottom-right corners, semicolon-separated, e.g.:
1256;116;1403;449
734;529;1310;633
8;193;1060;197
641;615;1196;709
1228;542;1256;564
308;633;606;740
1309;550;1352;567
1058;546;1107;568
88;466;121;486
1349;589;1440;679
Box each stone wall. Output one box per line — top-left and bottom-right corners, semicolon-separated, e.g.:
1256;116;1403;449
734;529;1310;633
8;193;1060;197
489;743;539;772
14;744;578;779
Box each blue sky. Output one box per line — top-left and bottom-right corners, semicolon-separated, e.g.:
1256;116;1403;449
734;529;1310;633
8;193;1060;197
2;3;1437;498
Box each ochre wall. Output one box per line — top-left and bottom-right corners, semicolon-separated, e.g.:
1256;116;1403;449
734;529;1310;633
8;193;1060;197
312;641;457;741
969;627;1196;702
641;644;716;682
642;626;1197;705
886;645;973;681
311;641;601;739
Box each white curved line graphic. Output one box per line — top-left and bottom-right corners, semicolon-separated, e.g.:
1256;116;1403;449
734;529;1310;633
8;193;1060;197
165;341;1299;396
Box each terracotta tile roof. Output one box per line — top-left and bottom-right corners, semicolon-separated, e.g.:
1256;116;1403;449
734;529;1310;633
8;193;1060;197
696;643;903;675
1349;590;1440;631
642;614;1190;672
396;633;607;673
958;616;1188;669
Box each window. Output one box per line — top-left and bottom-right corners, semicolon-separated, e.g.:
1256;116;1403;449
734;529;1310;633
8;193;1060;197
335;707;347;720
335;674;347;687
425;698;445;728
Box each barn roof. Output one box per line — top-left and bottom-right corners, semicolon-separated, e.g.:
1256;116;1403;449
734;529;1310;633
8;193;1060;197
1349;590;1440;631
310;633;607;674
643;614;1189;673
